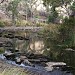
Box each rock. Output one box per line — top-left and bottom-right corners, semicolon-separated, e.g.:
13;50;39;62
0;33;2;37
39;58;48;62
45;66;53;72
15;55;27;64
0;42;4;47
4;41;13;48
46;62;66;67
20;56;27;62
45;62;67;72
20;56;27;60
61;66;75;72
23;59;33;66
4;34;14;39
26;53;49;62
28;59;41;63
15;57;23;64
16;36;24;40
40;62;47;67
3;52;15;60
24;37;29;40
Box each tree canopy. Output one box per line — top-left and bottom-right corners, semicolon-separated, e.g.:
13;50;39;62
43;0;72;7
0;0;5;4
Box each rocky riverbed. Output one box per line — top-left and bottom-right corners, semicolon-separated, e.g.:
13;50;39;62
0;58;44;75
0;54;73;75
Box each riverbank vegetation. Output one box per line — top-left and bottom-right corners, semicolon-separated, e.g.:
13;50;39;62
0;0;75;74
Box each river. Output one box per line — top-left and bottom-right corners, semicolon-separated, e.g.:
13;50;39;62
0;30;75;75
0;54;73;75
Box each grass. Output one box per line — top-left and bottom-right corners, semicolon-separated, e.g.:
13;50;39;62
0;68;29;75
0;48;4;54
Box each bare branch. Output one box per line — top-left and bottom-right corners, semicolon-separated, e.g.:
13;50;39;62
0;0;5;4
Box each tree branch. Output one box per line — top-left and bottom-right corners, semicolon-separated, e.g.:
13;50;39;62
0;0;5;4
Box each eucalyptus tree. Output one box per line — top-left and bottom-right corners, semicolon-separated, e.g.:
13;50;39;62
6;0;21;26
5;0;21;52
25;0;39;21
42;0;75;62
43;0;72;10
43;0;72;23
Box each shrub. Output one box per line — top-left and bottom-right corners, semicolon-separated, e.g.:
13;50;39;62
0;48;4;54
0;20;12;27
0;20;5;27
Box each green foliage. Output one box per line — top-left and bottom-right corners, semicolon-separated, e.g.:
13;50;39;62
42;24;60;60
70;2;75;11
59;16;75;48
7;0;20;15
7;0;21;26
16;20;32;26
43;0;72;23
43;0;62;7
70;2;75;17
48;7;58;23
3;20;12;26
42;15;75;64
41;22;75;70
43;0;71;7
0;20;12;27
0;48;4;54
0;20;5;27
